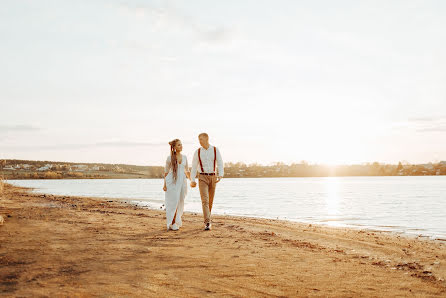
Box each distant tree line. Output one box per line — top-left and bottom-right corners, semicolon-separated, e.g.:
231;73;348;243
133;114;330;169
1;159;445;179
223;161;446;177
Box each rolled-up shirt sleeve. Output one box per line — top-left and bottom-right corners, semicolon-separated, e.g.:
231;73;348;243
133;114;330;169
216;147;224;177
190;149;199;183
185;156;190;174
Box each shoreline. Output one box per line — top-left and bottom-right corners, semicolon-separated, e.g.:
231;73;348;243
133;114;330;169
5;174;446;180
1;182;445;296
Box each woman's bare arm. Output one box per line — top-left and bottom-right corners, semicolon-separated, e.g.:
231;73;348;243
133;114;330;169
163;172;168;191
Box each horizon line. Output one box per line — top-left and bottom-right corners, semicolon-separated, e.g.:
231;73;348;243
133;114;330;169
2;158;445;168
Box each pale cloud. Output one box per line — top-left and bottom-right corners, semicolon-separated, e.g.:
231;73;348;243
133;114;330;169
417;126;446;132
3;141;166;151
409;116;446;122
408;117;438;122
116;2;233;44
2;140;194;151
0;125;40;133
0;125;41;143
406;116;446;133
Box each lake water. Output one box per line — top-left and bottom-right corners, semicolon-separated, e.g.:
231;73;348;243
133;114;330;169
7;177;446;239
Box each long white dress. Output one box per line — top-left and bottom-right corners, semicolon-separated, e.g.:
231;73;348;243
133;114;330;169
164;154;188;230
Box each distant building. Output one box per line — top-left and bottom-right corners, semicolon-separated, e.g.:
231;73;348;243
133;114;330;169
422;164;434;170
73;165;88;171
37;166;50;171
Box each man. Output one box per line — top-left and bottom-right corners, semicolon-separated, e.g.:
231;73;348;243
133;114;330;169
190;133;224;230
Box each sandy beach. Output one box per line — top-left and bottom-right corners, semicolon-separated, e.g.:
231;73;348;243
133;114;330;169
1;182;445;297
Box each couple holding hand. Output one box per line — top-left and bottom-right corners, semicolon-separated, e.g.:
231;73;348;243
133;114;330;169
163;133;224;231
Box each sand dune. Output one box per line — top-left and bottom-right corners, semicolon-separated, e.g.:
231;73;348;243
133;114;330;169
1;183;445;297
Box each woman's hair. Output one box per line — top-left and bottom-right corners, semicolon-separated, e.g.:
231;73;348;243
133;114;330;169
169;139;180;181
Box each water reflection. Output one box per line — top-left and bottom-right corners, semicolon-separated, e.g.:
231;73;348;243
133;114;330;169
324;177;340;216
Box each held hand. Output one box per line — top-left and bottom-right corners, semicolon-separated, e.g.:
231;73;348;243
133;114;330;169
216;176;222;183
163;185;167;192
190;182;197;188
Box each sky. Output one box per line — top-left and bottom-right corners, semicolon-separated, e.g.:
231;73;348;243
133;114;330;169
1;0;446;166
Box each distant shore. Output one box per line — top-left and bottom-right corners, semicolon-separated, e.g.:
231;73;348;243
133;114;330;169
2;159;446;180
4;174;446;180
1;183;445;296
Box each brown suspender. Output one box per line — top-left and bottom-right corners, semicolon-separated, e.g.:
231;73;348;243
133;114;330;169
213;146;216;172
198;148;204;172
198;146;217;174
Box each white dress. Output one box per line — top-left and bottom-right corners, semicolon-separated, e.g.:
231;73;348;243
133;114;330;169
164;154;188;230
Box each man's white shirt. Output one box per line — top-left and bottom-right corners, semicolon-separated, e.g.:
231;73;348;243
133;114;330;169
190;145;224;183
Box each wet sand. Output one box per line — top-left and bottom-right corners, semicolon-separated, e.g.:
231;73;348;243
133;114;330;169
1;183;445;297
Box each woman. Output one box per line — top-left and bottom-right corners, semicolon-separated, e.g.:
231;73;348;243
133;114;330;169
163;139;190;231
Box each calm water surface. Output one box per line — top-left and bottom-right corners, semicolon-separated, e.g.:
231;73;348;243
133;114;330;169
8;176;446;239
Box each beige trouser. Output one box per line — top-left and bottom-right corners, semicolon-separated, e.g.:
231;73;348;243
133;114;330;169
198;174;217;224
